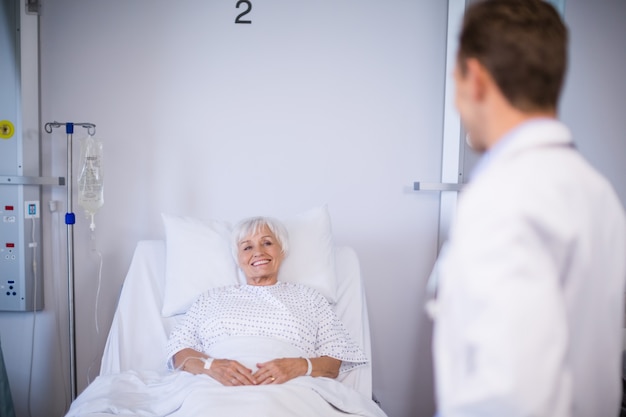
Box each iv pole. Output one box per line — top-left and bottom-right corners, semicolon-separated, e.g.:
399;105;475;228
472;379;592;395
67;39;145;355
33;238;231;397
44;121;96;401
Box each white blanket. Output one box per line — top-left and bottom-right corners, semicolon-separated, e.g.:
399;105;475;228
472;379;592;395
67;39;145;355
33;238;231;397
65;370;387;417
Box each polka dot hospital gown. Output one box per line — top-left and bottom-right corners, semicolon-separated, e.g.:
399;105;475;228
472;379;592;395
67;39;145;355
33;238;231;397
166;282;367;373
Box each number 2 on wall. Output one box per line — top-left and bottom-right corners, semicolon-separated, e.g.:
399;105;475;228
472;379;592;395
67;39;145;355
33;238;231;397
235;0;252;24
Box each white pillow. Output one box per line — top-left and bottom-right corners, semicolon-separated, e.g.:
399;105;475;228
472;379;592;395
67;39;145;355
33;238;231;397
161;214;238;316
278;206;337;303
160;206;338;317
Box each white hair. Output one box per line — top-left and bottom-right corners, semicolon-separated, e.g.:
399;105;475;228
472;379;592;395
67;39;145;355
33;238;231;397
231;216;289;260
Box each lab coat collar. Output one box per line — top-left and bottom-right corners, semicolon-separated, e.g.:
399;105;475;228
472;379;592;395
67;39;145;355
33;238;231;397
470;118;573;180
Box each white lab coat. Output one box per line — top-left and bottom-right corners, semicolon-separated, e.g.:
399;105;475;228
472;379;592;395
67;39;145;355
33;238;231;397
432;119;626;417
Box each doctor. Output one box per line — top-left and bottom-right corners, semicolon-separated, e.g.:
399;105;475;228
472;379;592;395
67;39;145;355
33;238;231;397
432;1;626;417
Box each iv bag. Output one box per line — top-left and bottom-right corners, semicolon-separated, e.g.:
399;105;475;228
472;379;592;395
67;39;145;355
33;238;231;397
78;135;104;231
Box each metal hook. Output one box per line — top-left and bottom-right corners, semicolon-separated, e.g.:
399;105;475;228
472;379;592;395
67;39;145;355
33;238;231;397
44;121;64;133
75;123;96;136
44;121;97;136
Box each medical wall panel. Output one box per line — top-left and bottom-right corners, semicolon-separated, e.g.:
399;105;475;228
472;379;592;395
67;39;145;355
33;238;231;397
0;0;43;311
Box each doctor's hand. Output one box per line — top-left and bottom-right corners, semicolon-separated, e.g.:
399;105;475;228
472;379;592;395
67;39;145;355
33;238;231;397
206;359;257;386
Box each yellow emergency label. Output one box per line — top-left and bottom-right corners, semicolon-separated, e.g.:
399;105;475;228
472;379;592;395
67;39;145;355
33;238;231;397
0;120;15;139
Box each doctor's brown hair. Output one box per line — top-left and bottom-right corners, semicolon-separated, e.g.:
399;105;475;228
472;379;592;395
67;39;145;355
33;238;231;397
458;0;568;113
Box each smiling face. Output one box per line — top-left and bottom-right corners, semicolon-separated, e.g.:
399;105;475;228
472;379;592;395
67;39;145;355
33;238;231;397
237;225;285;286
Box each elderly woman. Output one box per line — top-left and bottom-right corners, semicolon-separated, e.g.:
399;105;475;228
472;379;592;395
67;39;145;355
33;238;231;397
166;216;367;386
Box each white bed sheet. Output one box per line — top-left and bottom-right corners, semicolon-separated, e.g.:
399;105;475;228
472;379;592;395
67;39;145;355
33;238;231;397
66;240;383;417
66;370;385;417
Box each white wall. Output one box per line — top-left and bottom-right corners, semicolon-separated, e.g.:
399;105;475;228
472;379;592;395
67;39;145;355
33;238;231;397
560;0;626;206
0;1;624;417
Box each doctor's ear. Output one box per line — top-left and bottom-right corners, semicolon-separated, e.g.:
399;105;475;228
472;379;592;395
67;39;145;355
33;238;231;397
462;58;491;102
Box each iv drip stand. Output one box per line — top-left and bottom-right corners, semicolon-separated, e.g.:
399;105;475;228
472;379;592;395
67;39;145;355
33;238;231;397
44;121;96;401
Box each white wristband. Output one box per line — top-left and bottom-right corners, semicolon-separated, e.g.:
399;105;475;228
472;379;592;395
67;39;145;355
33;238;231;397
202;357;214;370
304;357;312;376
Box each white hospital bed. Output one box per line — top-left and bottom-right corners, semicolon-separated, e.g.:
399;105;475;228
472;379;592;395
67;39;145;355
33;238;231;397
65;239;386;417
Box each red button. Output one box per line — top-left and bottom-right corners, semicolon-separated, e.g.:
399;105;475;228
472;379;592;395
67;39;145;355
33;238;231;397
6;243;15;248
5;206;14;211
